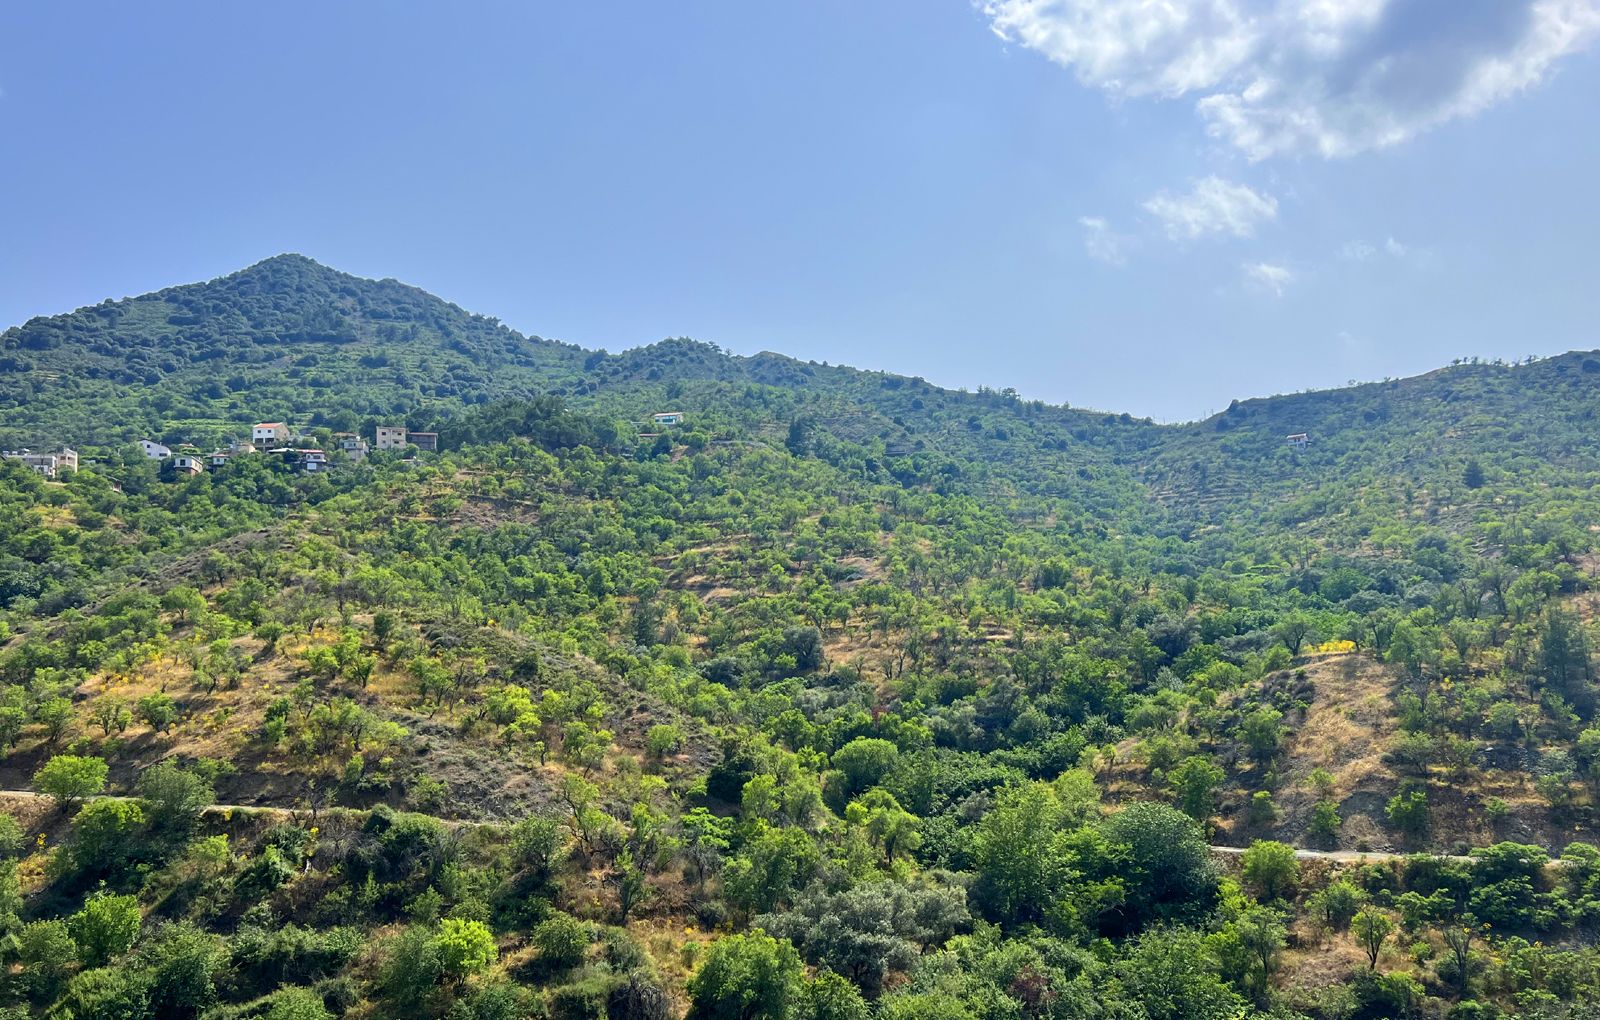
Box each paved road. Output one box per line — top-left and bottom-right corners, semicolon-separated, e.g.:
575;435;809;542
1208;843;1473;864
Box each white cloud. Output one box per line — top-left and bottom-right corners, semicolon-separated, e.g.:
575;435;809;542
1243;260;1294;295
1341;236;1409;259
1142;176;1277;240
981;0;1600;159
1079;215;1133;265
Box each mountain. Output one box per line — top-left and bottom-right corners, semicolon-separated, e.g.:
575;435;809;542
5;257;1600;1019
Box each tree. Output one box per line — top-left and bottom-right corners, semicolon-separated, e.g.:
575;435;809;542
1240;707;1284;761
34;754;108;809
1100;802;1218;931
91;697;132;736
1463;459;1485;489
756;881;968;996
432;918;497;985
724;825;820;915
141;920;224;1018
378;924;444;1012
1539;609;1595;716
16;919;77;1000
806;971;871;1020
1386;788;1429;840
36;696;75;744
646;723;685;759
1168;755;1225;821
57;965;150;1020
1307;879;1366;931
973;782;1067;925
69;798;146;877
68;890;142;966
613;848;651;923
1352;908;1394;969
830;738;900;800
1231;905;1286;1004
1240;840;1299;901
845;788;922;862
687;930;805;1020
1116;926;1245;1020
1441;919;1478;999
0;706;26;748
137;760;214;842
1308;800;1342;846
137;692;178;733
1272;613;1318;656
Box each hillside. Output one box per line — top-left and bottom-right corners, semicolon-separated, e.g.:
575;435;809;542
4;259;1600;1019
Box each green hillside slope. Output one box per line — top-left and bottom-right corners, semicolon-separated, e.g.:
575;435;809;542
4;258;1600;1019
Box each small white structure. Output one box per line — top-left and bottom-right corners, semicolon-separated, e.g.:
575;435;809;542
172;455;204;476
291;449;329;472
1285;432;1310;450
651;412;684;427
139;440;172;460
375;425;408;450
253;422;290;449
337;434;369;462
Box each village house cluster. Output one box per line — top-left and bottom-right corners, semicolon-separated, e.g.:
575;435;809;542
12;414;683;482
131;422;437;478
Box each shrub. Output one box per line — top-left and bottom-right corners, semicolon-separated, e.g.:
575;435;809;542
68;891;142;967
533;913;592;970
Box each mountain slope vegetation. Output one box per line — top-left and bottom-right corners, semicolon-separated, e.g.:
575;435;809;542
3;257;1600;1019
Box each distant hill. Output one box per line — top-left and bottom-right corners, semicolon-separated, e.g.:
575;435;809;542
5;255;1600;541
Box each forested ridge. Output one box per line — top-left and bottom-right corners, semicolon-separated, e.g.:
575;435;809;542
3;256;1600;1019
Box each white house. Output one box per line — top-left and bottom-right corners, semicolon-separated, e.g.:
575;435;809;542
1285;432;1310;450
207;452;232;468
375;425;408;450
139;440;172;460
290;449;329;472
4;448;77;478
172;455;204;476
652;412;684;427
337;434;369;462
4;451;53;478
253;422;290;449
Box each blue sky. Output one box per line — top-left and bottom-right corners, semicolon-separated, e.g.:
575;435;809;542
2;1;1598;421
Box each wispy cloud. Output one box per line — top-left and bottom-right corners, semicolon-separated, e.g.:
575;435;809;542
1243;260;1294;295
980;0;1600;160
1143;177;1277;240
1079;215;1133;265
1341;236;1409;260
